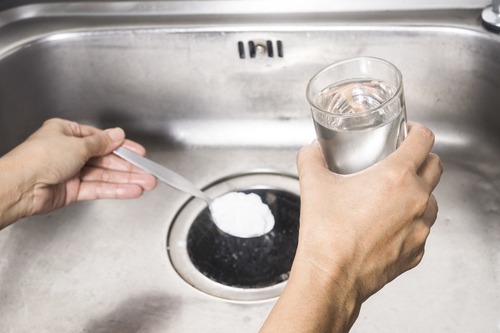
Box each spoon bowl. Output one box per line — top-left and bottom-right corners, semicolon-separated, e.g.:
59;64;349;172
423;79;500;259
113;147;275;238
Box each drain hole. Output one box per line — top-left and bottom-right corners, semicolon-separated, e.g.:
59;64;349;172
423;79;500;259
186;189;299;288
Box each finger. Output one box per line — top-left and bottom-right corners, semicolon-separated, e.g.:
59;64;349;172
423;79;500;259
121;139;147;156
80;166;157;191
385;122;435;171
76;182;145;201
82;127;125;157
418;153;444;192
97;139;148;168
419;194;439;229
66;121;101;138
87;154;146;173
66;121;127;152
402;195;438;269
297;141;329;177
82;128;148;159
407;243;426;271
405;195;438;252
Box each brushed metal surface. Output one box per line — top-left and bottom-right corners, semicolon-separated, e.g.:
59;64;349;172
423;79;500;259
0;4;498;333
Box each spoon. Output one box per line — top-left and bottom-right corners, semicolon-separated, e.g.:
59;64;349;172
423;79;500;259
113;147;275;238
113;146;212;204
113;147;213;207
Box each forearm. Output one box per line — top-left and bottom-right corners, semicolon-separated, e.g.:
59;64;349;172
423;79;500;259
260;246;361;333
0;156;34;229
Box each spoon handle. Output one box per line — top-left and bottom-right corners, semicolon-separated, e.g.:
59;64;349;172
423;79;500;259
113;147;211;204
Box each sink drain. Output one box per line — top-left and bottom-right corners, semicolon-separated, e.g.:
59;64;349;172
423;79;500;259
167;173;300;301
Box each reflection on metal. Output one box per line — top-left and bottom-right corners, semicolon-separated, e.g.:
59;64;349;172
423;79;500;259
0;4;499;332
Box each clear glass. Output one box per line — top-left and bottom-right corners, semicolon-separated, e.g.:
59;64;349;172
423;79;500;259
306;56;407;174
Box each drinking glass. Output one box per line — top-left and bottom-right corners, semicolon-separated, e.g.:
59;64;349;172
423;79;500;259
306;56;407;174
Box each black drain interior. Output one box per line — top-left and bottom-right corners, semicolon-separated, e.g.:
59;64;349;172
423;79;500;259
186;189;300;289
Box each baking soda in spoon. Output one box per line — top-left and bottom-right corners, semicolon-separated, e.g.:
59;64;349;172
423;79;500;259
209;192;275;238
112;147;274;237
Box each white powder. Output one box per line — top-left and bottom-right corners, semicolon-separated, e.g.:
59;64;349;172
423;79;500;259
209;192;275;238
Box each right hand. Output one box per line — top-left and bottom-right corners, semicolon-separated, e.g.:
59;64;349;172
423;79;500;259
260;122;443;333
295;121;443;305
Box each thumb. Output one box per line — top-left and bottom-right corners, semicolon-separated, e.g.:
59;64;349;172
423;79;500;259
297;141;330;178
83;127;125;157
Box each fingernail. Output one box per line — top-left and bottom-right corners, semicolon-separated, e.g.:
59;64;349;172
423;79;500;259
106;127;124;142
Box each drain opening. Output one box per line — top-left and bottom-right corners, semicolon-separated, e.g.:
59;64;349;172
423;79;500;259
187;189;299;288
168;173;300;301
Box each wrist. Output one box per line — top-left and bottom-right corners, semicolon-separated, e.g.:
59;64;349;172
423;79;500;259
261;240;362;333
291;245;362;332
0;155;36;229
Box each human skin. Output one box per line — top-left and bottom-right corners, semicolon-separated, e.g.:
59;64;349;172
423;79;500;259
260;122;443;333
0;118;157;229
0;119;442;332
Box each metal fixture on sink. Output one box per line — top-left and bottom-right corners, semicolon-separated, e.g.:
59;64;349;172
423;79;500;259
238;40;284;59
482;0;500;32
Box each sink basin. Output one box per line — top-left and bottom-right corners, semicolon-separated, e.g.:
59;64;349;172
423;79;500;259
0;3;499;332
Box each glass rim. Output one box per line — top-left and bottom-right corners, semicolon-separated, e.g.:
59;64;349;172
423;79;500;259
306;56;403;118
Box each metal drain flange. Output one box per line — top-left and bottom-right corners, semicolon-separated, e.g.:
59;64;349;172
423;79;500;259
167;173;300;301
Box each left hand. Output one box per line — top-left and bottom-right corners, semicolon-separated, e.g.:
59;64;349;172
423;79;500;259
1;118;156;220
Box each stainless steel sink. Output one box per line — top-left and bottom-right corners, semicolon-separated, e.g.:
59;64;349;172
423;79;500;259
0;3;499;332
